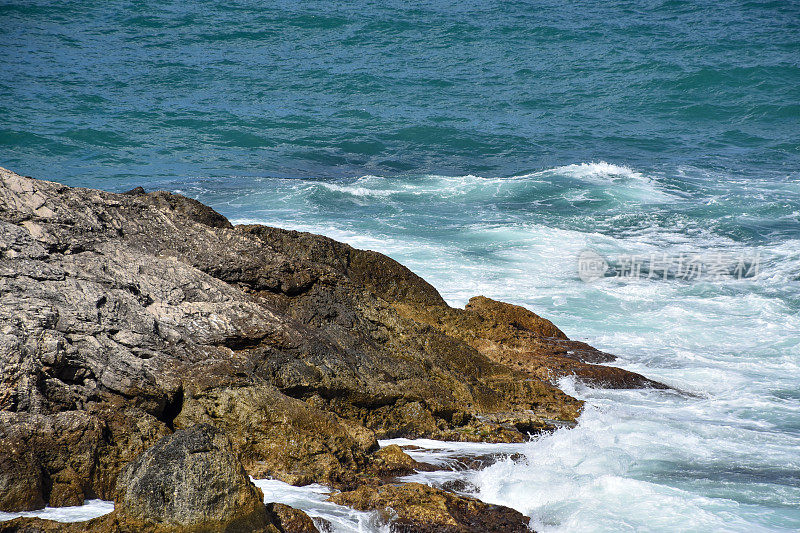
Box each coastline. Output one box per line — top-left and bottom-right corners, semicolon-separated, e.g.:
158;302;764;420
0;167;667;532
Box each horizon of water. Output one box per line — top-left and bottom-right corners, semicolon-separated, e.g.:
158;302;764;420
1;1;799;531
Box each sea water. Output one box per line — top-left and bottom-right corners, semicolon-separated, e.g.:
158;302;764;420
1;1;798;531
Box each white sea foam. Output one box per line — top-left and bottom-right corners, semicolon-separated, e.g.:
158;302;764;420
293;163;675;204
518;161;645;182
318;176;401;198
252;479;388;533
0;500;113;523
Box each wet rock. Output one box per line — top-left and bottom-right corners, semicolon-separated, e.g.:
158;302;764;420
329;482;531;533
265;503;320;533
368;444;435;479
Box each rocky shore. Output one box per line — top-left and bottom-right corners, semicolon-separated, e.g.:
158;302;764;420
0;168;665;532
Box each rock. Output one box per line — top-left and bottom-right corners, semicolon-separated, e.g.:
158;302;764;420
265;503;320;533
392;295;668;389
112;424;270;532
0;517;65;532
173;384;378;487
0;500;318;533
0;409;169;512
0;441;44;512
329;482;531;533
368;444;434;479
0;167;665;513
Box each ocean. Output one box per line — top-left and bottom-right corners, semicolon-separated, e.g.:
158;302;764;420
1;1;799;531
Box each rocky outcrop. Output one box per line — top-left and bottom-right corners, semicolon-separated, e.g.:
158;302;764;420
0;167;665;523
329;482;530;533
393;295;667;389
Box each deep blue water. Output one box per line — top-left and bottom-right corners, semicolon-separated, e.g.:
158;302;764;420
2;0;799;186
2;1;799;532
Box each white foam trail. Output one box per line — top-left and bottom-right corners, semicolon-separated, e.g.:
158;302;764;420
0;500;113;523
466;381;800;533
379;438;530;467
318;179;400;198
252;478;388;533
285;163;676;204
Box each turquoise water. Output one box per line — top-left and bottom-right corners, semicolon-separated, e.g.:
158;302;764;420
2;1;800;531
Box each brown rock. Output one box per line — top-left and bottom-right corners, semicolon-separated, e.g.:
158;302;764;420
265;503;320;533
392;294;668;389
0;441;44;512
329;482;531;533
368;444;435;479
0;516;66;532
173;384;377;487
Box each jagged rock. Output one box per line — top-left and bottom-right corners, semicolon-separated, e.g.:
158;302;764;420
173;383;378;486
393;294;667;389
328;482;531;533
0;167;664;513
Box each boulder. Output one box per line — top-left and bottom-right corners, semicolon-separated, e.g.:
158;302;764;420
112;424;270;532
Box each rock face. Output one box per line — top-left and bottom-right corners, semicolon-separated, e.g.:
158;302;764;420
0;167;665;520
329;482;530;533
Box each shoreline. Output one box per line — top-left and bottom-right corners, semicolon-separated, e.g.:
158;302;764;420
0;167;667;532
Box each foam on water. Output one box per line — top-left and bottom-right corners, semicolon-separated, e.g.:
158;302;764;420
0;500;113;523
252;479;388;533
463;377;800;532
218;162;799;531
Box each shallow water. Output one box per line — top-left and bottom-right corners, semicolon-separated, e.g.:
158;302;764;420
2;0;799;530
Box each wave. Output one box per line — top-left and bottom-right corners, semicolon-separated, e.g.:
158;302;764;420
517;161;645;182
297;162;679;206
253;479;388;532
